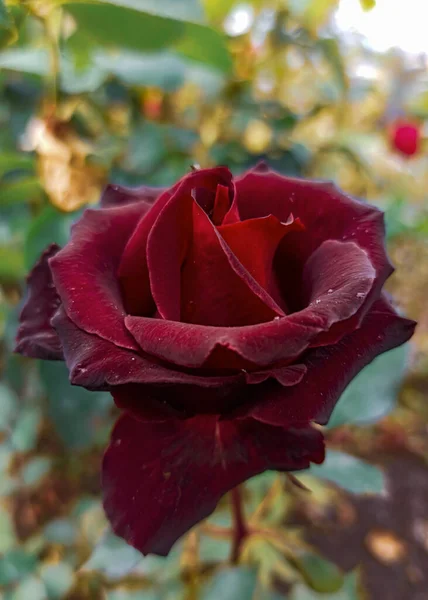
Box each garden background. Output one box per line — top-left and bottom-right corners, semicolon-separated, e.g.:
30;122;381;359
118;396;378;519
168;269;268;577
0;0;428;598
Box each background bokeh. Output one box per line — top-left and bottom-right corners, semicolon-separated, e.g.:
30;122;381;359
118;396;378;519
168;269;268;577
0;1;427;599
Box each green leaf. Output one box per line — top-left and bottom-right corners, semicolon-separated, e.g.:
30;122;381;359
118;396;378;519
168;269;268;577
294;552;344;594
328;345;409;429
0;153;35;178
123;122;166;175
11;576;47;600
67;0;206;23
39;361;111;449
64;3;185;52
21;457;52;486
10;407;41;452
0;49;49;75
202;567;258;600
174;23;232;73
0;383;18;432
43;519;77;545
95;50;187;90
63;1;231;72
60;52;107;93
40;563;74;599
0;0;17;48
0;505;17;553
0;177;43;207
199;533;231;563
308;450;386;495
82;530;142;579
84;529;182;583
24;205;76;269
317;38;348;94
0;550;37;586
0;246;25;281
291;571;360;599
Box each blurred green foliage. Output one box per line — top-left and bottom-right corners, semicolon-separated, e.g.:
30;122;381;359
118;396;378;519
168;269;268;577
0;0;426;598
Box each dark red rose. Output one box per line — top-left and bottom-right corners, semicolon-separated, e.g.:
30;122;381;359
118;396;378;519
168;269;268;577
15;164;415;556
391;120;421;157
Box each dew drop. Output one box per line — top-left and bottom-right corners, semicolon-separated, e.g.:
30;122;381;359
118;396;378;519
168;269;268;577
327;288;334;294
356;292;365;298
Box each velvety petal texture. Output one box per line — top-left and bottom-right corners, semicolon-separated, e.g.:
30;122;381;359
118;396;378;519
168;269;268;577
100;183;166;208
103;414;324;555
15;244;63;360
15;164;416;557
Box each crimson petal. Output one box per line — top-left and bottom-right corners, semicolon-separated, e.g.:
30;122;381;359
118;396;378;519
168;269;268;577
102;414;324;556
245;364;306;386
126;240;376;370
236;168;392;316
180;201;284;326
218;215;304;310
125;315;317;370
15;244;63;360
51;306;241;391
100;183;166;208
49;203;149;351
249;297;416;427
118;167;233;315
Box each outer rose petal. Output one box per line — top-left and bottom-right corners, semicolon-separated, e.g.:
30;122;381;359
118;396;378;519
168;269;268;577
15;244;63;360
249;297;416;427
102;414;324;556
51;306;242;391
100;183;166;208
236;168;393;318
49;202;149;352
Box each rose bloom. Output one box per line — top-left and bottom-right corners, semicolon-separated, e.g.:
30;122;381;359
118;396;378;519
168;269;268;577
15;164;415;555
391;120;421;157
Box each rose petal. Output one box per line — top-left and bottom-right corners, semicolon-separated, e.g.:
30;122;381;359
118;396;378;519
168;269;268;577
236;168;392;314
245;364;307;386
102;414;324;555
49;203;148;351
218;214;304;309
51;306;242;391
15;244;63;360
180;201;284;326
100;183;166;208
249;296;416;427
118;167;233;315
125;314;318;370
212;184;232;225
126;240;376;369
146;188;193;321
112;385;185;422
302;239;376;344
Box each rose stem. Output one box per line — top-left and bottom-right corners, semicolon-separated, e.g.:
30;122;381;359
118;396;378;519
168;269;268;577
230;486;248;564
